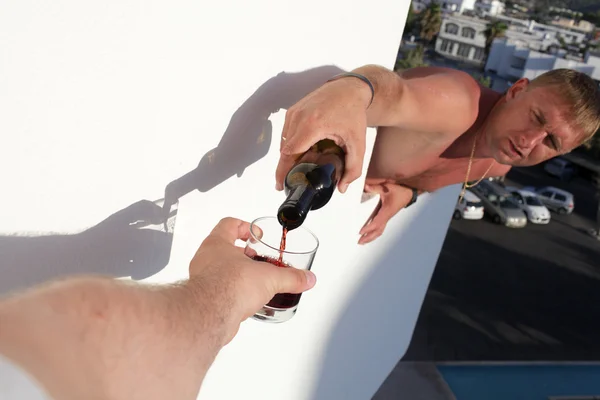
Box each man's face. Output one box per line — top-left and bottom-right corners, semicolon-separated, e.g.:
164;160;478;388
485;79;584;167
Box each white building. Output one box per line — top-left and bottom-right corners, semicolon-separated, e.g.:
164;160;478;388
550;17;595;35
494;14;588;44
474;0;505;17
434;12;592;65
485;38;600;91
413;0;476;14
435;14;561;65
435;15;488;64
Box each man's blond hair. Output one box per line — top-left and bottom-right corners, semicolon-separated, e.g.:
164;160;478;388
529;68;600;143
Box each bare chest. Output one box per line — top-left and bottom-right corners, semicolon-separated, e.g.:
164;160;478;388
366;127;509;192
399;158;502;192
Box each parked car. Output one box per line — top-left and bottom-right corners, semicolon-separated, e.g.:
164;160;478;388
544;157;576;181
505;187;551;224
525;186;575;215
454;190;484;220
486;175;506;187
471;181;528;228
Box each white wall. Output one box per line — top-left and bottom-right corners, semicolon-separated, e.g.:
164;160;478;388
487;40;599;82
522;51;557;80
584;53;600;80
486;40;519;76
460;0;477;13
0;1;460;399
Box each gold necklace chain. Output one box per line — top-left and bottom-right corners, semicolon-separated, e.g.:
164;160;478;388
458;133;494;203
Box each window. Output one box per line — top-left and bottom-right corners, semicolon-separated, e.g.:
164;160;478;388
540;191;553;198
448;41;455;53
499;197;519;209
461;27;475;39
473;47;484;60
440;39;455;54
525;196;544;206
441;39;450;52
511;193;524;204
445;23;459;35
466;201;482;208
554;194;567;202
457;43;471;58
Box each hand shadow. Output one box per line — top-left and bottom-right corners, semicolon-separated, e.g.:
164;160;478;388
162;65;345;211
0;199;177;297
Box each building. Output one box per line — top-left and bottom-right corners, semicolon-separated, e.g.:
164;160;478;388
550;17;595;34
494;14;588;44
485;38;600;91
434;13;564;65
435;15;488;64
474;0;505;17
413;0;477;14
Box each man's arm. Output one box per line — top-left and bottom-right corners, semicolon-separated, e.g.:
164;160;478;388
276;64;482;191
351;65;481;134
0;218;316;400
0;277;230;400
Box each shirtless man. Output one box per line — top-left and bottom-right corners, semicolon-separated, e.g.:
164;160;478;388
275;65;600;244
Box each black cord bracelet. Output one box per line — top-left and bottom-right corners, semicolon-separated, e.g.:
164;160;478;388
326;72;375;107
405;188;419;208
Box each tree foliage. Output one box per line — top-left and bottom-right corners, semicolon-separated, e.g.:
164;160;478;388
483;20;508;67
419;3;442;44
395;45;429;71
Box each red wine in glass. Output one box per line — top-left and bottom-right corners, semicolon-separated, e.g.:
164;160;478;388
251;253;302;309
247;216;317;322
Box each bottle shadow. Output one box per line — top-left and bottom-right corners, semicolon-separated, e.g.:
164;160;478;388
0;65;345;297
161;65;345;213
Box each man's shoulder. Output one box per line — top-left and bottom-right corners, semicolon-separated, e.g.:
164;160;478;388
402;67;481;135
399;66;479;89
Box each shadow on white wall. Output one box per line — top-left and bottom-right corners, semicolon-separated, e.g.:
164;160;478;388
0;199;176;296
162;65;344;211
0;65;346;297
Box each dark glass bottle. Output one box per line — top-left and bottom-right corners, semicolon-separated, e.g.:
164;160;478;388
277;139;345;230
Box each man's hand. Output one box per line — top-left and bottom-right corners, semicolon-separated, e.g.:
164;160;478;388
188;217;317;342
275;77;373;194
359;183;416;244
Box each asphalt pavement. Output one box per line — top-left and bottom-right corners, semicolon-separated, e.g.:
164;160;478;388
402;164;600;362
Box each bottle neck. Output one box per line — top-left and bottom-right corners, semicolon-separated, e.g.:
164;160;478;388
296;140;345;184
277;184;317;230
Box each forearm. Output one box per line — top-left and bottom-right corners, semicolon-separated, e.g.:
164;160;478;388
0;276;236;400
0;278;114;399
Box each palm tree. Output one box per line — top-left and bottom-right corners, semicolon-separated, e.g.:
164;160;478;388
483;20;508;68
404;3;418;36
419;3;442;45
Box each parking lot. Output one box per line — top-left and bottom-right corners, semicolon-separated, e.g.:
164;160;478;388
403;163;600;361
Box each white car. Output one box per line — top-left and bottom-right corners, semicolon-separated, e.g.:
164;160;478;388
454;190;484;220
506;187;551;224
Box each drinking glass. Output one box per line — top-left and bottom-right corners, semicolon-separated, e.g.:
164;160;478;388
244;216;319;323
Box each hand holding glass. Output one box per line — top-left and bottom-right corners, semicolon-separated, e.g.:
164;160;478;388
244;216;319;323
